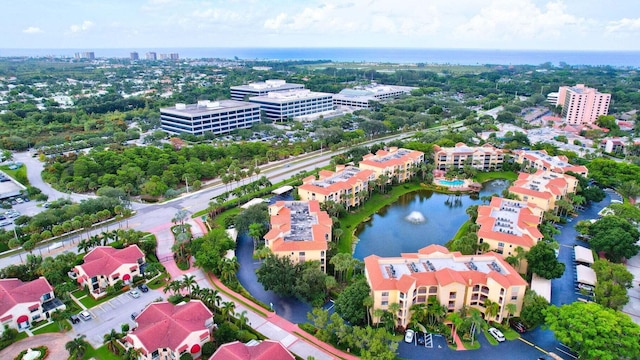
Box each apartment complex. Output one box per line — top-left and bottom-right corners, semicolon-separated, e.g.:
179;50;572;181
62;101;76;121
230;80;305;101
476;197;543;272
160;100;260;136
433;143;505;171
298;165;375;209
364;245;527;327
0;277;65;331
554;84;611;125
332;83;415;108
359;147;425;183
145;52;157;61
264;201;332;272
249;89;334;122
74;245;145;299
130;52;139;61
508;170;579;212
513;150;588;177
126;300;214;360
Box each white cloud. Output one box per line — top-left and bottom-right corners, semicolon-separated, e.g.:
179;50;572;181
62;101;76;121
455;0;584;41
22;26;43;34
606;17;640;33
70;20;95;33
262;0;441;36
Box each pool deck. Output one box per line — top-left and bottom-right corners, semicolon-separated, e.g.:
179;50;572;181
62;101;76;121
434;177;478;192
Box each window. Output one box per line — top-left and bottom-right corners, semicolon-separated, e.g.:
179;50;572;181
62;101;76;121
381;291;389;297
449;292;456;299
448;301;455;308
381;301;388;306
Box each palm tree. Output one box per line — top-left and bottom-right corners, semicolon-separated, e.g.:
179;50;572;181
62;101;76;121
219;257;239;283
248;223;265;251
66;335;90;360
103;329;120;354
504;303;517;325
363;295;374;326
373;308;386;328
236;310;249;330
483;299;500;323
221;301;236;322
51;308;74;331
123;348;143;360
181;275;197;296
388;302;401;330
467;308;484;345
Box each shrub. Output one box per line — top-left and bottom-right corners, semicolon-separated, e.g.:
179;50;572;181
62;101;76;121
201;341;215;357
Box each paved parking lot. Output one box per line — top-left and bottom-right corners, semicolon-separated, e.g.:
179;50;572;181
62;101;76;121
70;287;164;347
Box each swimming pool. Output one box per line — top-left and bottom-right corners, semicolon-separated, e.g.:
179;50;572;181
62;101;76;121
437;179;465;186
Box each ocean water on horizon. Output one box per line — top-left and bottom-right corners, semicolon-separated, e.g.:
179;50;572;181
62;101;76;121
1;47;639;67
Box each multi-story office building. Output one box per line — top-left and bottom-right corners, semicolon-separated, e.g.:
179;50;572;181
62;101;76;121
508;170;578;213
130;52;139;61
230;80;305;101
365;245;527;328
263;201;332;272
160;100;260;136
513;150;588;176
433;143;504;171
298;165;375;209
332;83;415;108
554;84;611;125
476;197;543;272
359;147;424;183
248;89;334;122
145;52;157;60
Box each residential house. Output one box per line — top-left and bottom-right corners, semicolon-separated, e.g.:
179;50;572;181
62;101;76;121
210;340;295;360
0;277;65;331
74;245;145;298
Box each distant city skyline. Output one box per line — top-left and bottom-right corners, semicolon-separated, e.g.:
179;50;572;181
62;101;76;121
3;0;640;51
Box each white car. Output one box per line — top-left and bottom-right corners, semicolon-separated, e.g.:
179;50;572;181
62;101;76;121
79;311;92;321
129;289;140;298
488;327;505;342
404;329;415;343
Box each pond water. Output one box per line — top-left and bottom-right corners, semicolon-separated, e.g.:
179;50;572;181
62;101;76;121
352;179;509;260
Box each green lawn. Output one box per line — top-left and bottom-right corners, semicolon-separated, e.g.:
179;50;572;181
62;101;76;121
452;220;471;242
76;288;127;308
473;171;518;183
82;344;122;360
0;164;29;185
32;321;64;335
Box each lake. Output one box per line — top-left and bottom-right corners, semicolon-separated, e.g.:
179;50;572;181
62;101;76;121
352;180;509;260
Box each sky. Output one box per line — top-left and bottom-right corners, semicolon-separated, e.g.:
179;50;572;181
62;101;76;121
2;0;640;51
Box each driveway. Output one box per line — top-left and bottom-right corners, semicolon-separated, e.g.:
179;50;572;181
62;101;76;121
70;287;164;347
0;332;72;359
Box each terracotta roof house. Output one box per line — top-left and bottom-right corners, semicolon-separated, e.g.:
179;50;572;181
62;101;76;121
126;300;214;360
476;197;543;272
365;245;527;327
210;340;295;360
513;149;588;176
74;245;145;299
509;170;578;213
0;277;65;331
433;143;504;172
298;165;375;209
359;147;424;183
264;200;332;272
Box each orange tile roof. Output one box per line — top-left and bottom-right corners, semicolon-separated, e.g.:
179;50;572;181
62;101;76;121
264;200;331;253
299;166;374;196
360;147;424;169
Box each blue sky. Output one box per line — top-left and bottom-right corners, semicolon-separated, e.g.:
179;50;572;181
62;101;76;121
3;0;640;50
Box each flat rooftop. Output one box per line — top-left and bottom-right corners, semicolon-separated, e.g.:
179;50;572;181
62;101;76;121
523;150;570;168
282;201;317;242
378;255;509;280
160;100;257;116
368;148;413;163
231;80;304;92
250;89;333;103
490;199;525;236
312;167;365;188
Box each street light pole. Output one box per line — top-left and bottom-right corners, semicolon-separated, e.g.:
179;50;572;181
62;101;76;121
184;175;189;193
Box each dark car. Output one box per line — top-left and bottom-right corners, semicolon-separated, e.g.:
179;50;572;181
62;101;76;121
138;284;149;293
70;314;80;324
416;331;426;345
131;312;139;320
510;319;527;333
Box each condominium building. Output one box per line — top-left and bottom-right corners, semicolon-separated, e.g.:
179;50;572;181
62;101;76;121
364;245;527;328
359;147;425;183
145;52;157;61
263;201;332;272
476;197;543;272
0;277;65;331
74;245;145;299
513;150;588;177
230;80;305;101
130;52;139;61
298;165;375;209
126;300;214;360
508;170;579;213
554;84;611;125
332;83;415;108
160;100;260;136
249;89;334;122
433;143;505;171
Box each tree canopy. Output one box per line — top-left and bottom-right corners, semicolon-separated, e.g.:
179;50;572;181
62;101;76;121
588;215;640;263
334;276;371;326
592;259;634;310
544;302;640;360
526;241;565;279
